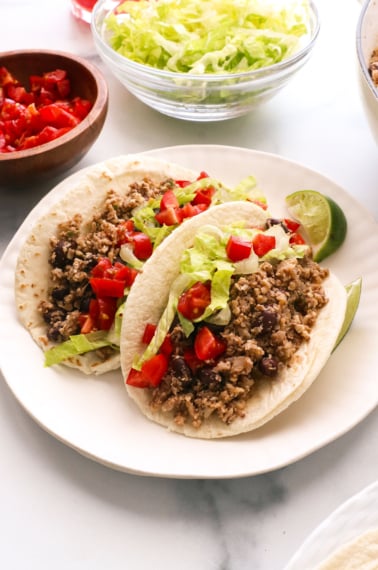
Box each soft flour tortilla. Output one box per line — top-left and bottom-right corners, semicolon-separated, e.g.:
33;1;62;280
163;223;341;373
316;528;378;569
15;155;199;375
121;201;347;438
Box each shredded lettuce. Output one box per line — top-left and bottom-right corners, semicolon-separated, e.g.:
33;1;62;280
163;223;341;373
44;331;118;367
106;0;311;75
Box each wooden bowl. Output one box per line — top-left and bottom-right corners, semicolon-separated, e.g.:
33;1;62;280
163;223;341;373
0;49;108;186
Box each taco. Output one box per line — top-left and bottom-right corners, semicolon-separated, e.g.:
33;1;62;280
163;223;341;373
15;155;265;375
120;201;347;438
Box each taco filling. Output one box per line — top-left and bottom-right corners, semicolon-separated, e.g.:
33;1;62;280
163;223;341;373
146;256;329;428
16;156;267;374
121;201;347;438
39;179;172;349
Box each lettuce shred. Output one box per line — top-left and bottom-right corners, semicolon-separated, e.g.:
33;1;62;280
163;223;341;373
106;0;311;75
44;331;118;367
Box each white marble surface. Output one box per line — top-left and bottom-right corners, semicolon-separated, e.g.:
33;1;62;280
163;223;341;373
0;1;377;569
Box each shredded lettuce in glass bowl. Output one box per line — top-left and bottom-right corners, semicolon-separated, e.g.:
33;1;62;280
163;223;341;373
91;0;320;122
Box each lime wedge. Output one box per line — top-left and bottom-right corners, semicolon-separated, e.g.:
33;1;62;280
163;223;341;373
285;190;347;262
334;277;362;350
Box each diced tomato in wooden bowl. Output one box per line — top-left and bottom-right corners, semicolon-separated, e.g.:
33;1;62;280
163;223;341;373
0;50;108;187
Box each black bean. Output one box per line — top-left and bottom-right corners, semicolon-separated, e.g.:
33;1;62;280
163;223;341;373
266;218;289;233
294;295;307;314
259;356;278;377
51;240;69;268
51;286;69;301
171;356;192;382
79;294;93;313
260;309;278;334
253;308;278;334
198;367;219;385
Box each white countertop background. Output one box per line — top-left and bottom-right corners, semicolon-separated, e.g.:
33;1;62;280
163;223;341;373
0;1;377;569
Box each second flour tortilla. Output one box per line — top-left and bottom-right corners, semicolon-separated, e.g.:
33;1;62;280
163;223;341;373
120;201;347;438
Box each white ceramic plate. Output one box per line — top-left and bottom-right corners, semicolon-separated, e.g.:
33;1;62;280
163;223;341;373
284;480;378;569
0;145;377;479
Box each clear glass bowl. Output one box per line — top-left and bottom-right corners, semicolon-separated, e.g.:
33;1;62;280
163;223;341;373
92;0;320;122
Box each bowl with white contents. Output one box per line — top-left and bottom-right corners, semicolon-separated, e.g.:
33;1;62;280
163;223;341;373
356;0;378;144
92;0;320;122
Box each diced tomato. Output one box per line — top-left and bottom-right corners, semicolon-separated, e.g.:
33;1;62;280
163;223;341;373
160;190;180;211
183;347;202;372
226;235;253;262
0;67;17;87
89;277;126;298
197;171;210;180
5;85;33;105
0;132;8;152
131;232;153;260
174;179;191;188
160;334;173;357
194;326;227;361
43;69;67;85
71;96;92;119
126;353;169;388
91;257;113;278
180;202;207;219
142;323;157;344
113;264;138;287
90;258;138;289
17;134;40;150
97;297;118;330
88;298;100;320
155;206;183;226
141;353;169;386
39;104;80;128
80;314;96;334
56;79;71;99
252;233;276;257
125;368;149;388
1;99;25;120
80;296;118;333
177;281;211;321
289;232;306;245
1;116;27;140
117;219;135;245
284;218;301;232
29;75;43;92
0;66;92;153
35;87;55;106
192;186;215;207
141;323;172;356
117;221;152;260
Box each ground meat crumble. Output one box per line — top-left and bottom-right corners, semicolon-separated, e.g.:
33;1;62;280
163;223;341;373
150;256;329;429
39;177;175;343
369;48;378;87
